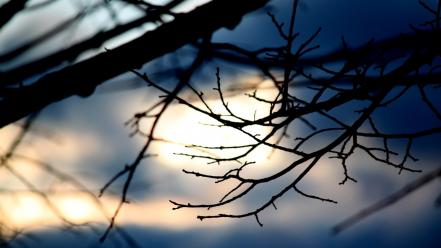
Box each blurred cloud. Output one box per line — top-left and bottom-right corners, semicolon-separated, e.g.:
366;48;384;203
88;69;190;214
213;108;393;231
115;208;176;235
2;69;439;247
1;0;440;247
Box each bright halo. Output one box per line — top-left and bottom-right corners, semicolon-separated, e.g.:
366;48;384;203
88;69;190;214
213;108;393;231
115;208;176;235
154;79;278;167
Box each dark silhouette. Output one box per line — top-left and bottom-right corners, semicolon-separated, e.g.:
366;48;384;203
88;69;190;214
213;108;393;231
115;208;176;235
0;0;440;246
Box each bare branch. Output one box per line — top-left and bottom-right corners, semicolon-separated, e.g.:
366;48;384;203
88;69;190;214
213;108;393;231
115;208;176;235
333;166;441;234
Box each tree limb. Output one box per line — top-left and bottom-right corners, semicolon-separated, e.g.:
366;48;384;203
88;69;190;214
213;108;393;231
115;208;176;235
0;0;269;128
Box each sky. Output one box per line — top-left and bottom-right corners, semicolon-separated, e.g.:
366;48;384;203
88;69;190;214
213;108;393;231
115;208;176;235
0;0;440;247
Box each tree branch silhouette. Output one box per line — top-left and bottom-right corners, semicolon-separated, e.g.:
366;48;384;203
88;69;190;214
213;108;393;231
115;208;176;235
332;166;441;234
0;0;270;128
0;0;441;245
0;0;28;30
128;0;441;228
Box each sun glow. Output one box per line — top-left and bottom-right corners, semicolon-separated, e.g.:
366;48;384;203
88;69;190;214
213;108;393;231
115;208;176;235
154;79;279;167
7;195;46;226
2;193;100;228
58;196;95;222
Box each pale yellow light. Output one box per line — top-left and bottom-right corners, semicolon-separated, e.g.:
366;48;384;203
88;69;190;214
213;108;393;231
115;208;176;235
155;80;278;168
58;196;94;222
8;195;47;227
4;193;101;228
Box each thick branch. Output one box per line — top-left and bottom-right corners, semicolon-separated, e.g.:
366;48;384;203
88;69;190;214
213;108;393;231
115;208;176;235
0;0;185;84
0;0;28;30
333;166;441;234
0;0;269;128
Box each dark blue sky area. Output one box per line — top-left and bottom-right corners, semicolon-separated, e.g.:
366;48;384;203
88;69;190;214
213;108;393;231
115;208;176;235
215;0;432;51
3;0;441;247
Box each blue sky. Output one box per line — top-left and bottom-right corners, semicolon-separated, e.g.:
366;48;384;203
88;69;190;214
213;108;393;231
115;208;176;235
1;0;440;247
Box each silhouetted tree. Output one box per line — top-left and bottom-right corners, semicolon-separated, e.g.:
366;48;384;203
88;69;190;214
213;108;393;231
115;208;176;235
0;0;440;245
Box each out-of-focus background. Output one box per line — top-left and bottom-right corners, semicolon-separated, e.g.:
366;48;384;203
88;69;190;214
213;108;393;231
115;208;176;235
0;0;440;247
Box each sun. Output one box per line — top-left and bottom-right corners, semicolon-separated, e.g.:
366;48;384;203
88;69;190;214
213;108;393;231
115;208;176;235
7;194;46;227
4;194;98;227
57;196;96;222
153;79;279;167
